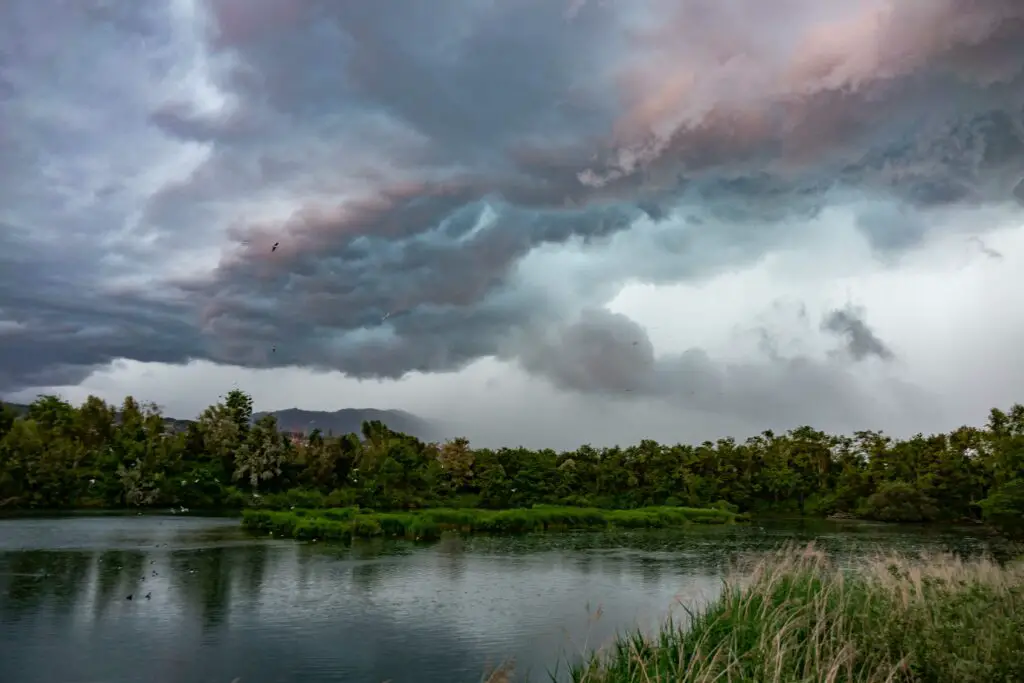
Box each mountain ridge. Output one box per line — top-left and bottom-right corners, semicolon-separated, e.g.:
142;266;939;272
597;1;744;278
1;401;441;441
253;407;440;440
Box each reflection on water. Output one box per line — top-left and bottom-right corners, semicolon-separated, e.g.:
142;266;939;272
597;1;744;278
0;515;1010;683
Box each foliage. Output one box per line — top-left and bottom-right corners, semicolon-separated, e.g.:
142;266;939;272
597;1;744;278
859;481;939;522
567;545;1024;683
241;505;742;541
0;392;1022;535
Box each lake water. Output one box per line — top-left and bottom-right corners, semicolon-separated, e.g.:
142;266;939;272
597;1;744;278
0;515;1010;683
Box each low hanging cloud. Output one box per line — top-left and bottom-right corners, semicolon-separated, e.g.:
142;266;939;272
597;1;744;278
821;306;895;362
512;307;908;428
1;0;1023;430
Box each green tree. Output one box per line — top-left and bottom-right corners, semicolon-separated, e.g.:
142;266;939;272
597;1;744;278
234;414;286;492
0;386;1021;538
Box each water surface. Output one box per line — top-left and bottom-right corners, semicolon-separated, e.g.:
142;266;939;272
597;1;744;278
0;515;1006;683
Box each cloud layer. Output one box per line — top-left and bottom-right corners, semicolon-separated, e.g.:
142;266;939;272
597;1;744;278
2;0;1024;439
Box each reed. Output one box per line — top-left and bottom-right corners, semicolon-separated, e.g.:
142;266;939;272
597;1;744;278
566;544;1024;683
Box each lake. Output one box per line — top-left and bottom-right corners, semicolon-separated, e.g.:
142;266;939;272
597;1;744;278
0;515;1010;683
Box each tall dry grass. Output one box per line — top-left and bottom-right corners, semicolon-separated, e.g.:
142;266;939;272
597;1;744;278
566;544;1024;683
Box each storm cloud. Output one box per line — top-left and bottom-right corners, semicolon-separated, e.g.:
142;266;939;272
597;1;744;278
1;0;1024;440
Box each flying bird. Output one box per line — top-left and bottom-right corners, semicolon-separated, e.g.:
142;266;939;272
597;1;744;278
271;242;279;252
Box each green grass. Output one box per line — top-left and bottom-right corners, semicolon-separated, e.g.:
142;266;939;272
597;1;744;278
566;544;1024;683
241;504;744;542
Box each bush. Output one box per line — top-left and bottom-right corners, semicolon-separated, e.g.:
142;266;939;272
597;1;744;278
709;499;739;514
979;478;1024;537
323;488;359;508
860;481;939;523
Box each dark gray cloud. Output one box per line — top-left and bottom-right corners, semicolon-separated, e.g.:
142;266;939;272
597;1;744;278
516;310;656;396
821;306;895;362
1;0;1023;430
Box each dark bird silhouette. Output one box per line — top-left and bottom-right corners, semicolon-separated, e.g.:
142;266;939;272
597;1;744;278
126;594;133;600
271;242;279;252
145;592;151;600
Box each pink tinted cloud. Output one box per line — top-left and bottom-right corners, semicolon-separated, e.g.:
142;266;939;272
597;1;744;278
204;0;313;49
602;0;1024;179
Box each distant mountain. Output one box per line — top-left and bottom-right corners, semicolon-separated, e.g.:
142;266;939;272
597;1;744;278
2;402;28;416
2;399;440;442
253;408;441;441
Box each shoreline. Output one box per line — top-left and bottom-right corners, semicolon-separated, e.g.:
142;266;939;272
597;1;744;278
0;506;1002;536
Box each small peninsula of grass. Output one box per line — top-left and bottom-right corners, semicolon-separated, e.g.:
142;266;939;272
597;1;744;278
566;545;1024;683
242;505;744;541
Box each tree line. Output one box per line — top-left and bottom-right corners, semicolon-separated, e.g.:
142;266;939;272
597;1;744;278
0;390;1021;534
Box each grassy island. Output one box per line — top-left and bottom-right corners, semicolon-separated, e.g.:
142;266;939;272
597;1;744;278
242;504;744;542
563;546;1024;683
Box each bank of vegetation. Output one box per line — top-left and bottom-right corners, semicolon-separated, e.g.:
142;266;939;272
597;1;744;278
242;505;742;541
565;545;1024;683
0;391;1022;536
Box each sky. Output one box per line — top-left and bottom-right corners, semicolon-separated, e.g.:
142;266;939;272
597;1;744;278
1;0;1024;449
